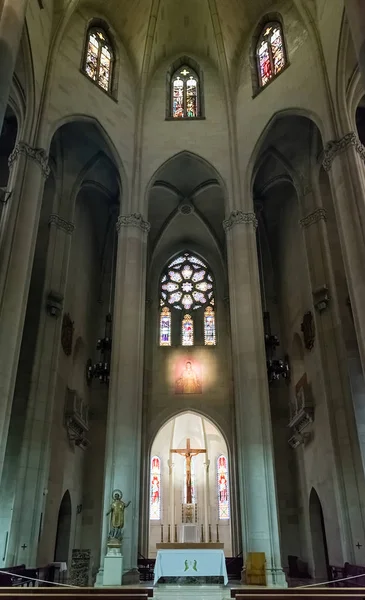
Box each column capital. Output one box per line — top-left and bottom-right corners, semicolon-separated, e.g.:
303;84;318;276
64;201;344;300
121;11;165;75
300;208;327;229
48;214;75;234
223;210;258;231
116;213;150;234
8;141;50;178
323;132;365;171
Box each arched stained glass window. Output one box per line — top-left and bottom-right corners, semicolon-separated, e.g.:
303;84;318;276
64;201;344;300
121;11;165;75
84;27;113;92
257;22;286;88
184;456;196;503
160;307;171;346
159;252;216;346
217;455;230;519
150;456;161;520
182;314;194;346
204;307;216;346
171;66;199;118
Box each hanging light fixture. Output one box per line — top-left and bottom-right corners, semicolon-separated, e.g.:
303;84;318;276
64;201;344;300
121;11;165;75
86;312;112;384
86;218;116;386
256;205;290;385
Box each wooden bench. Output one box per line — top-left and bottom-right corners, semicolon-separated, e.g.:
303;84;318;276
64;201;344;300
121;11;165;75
0;589;153;596
0;588;148;600
0;568;39;588
232;590;365;596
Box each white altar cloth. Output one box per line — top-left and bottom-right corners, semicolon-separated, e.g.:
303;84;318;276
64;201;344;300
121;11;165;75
154;549;228;585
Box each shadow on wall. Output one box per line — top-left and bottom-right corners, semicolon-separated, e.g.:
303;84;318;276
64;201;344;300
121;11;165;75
309;487;330;580
54;490;72;563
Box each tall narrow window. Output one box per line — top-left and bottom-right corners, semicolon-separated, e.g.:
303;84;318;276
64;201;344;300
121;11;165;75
84;27;113;92
171;67;199;118
150;456;161;520
182;314;194;346
184;456;196;503
160;307;171;346
204;307;216;346
257;22;286;88
217;455;230;519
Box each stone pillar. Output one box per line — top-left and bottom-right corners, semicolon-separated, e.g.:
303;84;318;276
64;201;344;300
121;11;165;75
168;459;175;538
0;142;50;485
203;459;210;544
6;214;74;566
223;210;286;587
344;0;365;88
97;213;149;585
300;205;365;563
323;134;365;377
0;0;28;132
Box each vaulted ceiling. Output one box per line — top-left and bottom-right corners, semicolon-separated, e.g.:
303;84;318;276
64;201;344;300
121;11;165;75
52;0;317;81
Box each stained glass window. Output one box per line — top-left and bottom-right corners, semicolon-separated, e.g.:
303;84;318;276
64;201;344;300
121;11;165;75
84;27;113;92
257;23;286;88
184;456;196;503
171;67;199;118
150;456;161;520
182;314;194;346
160;252;216;346
204;307;216;346
160;307;171;346
217;455;230;519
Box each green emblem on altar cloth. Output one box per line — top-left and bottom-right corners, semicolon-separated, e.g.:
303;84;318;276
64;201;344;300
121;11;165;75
184;559;198;572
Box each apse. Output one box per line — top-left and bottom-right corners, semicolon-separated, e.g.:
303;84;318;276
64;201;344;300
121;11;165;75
148;411;232;557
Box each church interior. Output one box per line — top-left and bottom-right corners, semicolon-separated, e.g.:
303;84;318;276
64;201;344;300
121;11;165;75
1;0;365;594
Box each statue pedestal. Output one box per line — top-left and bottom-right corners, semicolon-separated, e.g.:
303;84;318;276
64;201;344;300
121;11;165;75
103;547;123;586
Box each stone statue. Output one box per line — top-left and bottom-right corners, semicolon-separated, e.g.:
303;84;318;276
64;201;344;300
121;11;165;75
106;489;131;541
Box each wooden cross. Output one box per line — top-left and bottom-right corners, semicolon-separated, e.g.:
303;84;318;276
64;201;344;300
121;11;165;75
170;438;206;504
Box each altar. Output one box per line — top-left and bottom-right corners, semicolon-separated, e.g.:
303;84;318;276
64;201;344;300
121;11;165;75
153;548;228;585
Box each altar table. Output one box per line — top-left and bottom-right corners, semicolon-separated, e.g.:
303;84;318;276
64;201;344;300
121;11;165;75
154;549;228;585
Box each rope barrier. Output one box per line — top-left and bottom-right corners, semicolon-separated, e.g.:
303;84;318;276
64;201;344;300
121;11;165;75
0;569;79;588
297;572;365;588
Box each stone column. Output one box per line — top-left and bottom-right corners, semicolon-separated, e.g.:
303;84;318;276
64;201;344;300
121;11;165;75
223;210;286;587
300;205;365;563
6;214;74;566
203;459;210;544
168;459;175;540
344;0;365;88
0;0;28;132
97;213;149;585
323;134;365;377
0;142;50;485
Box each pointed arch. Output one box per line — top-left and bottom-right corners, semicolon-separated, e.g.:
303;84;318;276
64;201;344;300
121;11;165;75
83;20;114;94
166;57;205;119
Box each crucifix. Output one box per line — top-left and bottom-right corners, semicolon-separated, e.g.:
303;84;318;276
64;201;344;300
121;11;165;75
170;438;206;504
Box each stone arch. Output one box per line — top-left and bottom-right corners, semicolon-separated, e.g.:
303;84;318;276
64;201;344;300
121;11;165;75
146;410;233;557
309;487;329;580
145;149;228;207
54;490;72;563
45;115;126;199
245;109;326;204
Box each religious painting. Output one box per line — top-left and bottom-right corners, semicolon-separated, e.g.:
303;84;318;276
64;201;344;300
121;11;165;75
301;311;315;350
175;359;202;394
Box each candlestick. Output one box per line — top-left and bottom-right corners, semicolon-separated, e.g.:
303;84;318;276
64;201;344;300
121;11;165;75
174;524;178;543
208;523;212;542
168;523;171;543
160;524;164;543
201;523;204;543
216;523;220;543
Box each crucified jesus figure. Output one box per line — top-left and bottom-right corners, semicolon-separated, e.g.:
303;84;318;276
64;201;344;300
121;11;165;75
170;438;206;504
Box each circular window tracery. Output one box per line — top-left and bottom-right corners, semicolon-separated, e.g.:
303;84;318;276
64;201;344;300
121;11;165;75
160;253;214;311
